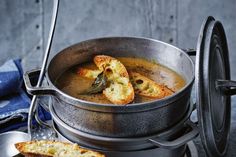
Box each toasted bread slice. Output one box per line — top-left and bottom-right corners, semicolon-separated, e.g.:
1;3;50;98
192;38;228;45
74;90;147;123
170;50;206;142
103;80;134;105
94;55;134;104
76;66;173;100
15;140;105;157
77;68;102;79
129;72;174;99
94;55;129;80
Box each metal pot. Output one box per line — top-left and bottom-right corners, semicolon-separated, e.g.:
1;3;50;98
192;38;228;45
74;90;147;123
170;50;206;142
50;100;198;151
50;101;198;157
55;127;187;157
24;37;195;137
55;126;199;157
54;126;199;157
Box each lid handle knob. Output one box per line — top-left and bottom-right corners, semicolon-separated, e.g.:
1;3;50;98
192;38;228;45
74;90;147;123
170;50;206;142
215;79;236;96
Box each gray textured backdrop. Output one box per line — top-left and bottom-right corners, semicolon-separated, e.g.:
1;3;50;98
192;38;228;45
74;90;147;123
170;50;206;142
0;0;236;156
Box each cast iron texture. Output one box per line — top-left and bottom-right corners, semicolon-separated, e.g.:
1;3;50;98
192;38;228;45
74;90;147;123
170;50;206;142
49;101;198;151
52;93;191;137
55;126;188;157
55;126;199;157
196;16;231;157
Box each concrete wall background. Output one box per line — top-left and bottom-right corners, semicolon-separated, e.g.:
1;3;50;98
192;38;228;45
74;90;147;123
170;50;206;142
0;0;236;156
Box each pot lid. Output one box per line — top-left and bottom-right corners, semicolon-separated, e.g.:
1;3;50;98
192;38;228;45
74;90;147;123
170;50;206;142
195;16;231;157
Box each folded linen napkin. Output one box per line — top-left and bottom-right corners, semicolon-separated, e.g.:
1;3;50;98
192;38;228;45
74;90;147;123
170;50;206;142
0;59;51;133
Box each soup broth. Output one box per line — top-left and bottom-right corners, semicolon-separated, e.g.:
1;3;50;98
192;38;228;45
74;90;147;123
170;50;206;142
55;57;186;104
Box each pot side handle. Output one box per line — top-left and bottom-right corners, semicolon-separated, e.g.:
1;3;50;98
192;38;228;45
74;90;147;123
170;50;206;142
148;121;199;149
215;79;236;96
24;69;58;140
23;69;57;96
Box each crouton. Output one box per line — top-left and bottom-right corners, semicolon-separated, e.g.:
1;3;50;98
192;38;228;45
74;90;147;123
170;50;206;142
94;55;134;104
94;55;129;80
129;72;174;99
15;140;105;157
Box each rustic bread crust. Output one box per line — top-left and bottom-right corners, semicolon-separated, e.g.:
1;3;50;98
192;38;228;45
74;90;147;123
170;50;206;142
94;55;129;79
129;72;174;98
15;140;105;157
93;55;134;105
103;82;135;105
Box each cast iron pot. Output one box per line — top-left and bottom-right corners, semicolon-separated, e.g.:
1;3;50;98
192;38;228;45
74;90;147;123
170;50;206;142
49;101;198;151
54;124;188;157
53;123;199;157
53;119;197;157
24;37;194;137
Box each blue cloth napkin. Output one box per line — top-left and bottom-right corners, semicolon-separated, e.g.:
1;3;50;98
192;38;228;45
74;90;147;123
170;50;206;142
0;59;51;133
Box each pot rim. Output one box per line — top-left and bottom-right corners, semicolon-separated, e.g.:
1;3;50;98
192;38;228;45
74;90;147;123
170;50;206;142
47;36;195;109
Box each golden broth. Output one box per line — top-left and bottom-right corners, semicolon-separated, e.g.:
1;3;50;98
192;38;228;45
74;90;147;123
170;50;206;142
55;57;186;104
